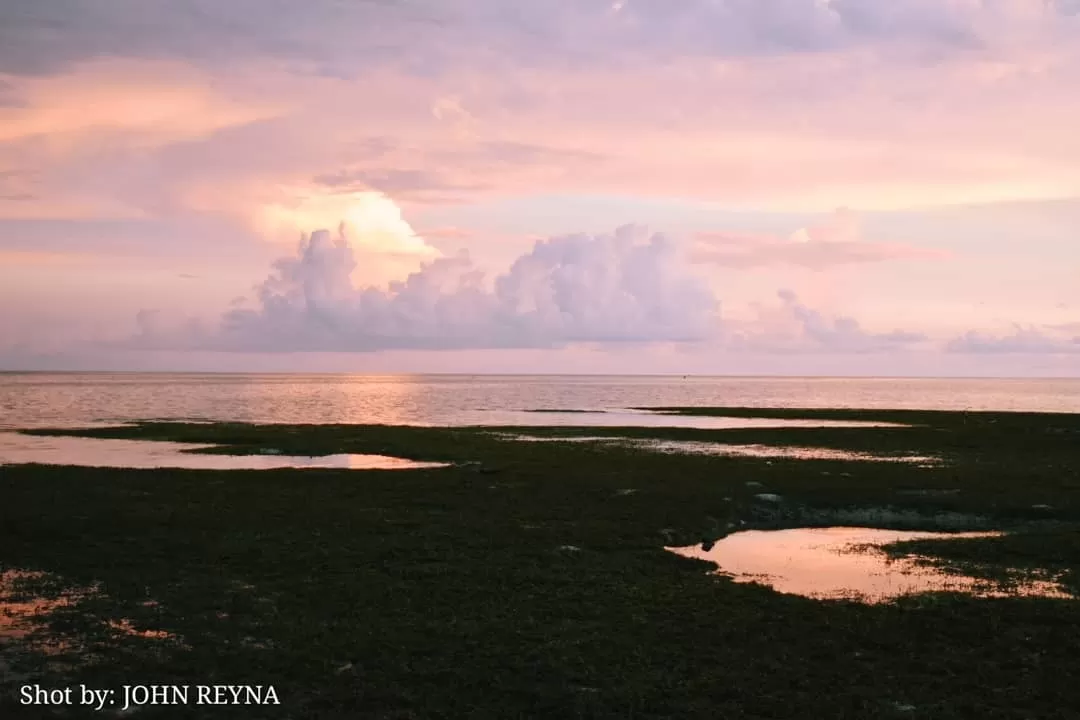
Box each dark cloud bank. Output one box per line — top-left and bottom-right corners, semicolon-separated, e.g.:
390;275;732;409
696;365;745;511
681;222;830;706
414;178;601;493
5;0;1078;77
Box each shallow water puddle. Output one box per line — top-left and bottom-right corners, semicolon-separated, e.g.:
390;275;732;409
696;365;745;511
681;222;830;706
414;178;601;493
667;527;1072;603
630;440;938;464
481;408;906;430
492;434;624;443
0;432;448;470
496;434;938;464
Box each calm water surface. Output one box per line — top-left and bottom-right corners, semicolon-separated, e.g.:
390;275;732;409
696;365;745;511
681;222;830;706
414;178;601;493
0;432;449;470
668;527;1074;603
2;374;1078;429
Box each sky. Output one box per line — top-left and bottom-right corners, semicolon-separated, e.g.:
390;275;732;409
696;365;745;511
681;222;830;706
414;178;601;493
1;0;1078;376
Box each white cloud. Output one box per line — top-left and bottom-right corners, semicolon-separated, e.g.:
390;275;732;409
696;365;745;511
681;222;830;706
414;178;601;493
725;289;928;353
494;225;717;343
114;221;952;357
157;224;720;352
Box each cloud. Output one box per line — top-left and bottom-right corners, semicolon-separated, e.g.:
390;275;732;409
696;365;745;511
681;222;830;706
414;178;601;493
725;289;928;354
1048;320;1080;334
6;2;1080;229
3;1;1074;77
493;225;718;343
3;1;1078;375
692;209;948;269
311;168;494;205
0;60;278;144
0;216;267;259
0;0;437;76
139;224;719;352
429;142;607;168
946;326;1080;354
310;143;609;205
0;60;283;220
120;220;945;357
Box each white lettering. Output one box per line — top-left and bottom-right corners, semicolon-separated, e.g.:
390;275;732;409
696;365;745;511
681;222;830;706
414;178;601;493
21;686;72;705
80;685;112;711
189;684;280;705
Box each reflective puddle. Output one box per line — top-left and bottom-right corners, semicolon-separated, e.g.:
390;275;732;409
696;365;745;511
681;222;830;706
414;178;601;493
619;439;938;464
493;434;626;443
667;527;1073;603
496;434;938;464
478;408;905;430
0;433;449;471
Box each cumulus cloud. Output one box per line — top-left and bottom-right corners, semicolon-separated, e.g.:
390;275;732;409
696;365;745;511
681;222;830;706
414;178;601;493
5;1;1078;375
119;219;952;356
153;224;718;352
493;225;717;343
946;325;1080;354
692;209;949;269
726;289;928;354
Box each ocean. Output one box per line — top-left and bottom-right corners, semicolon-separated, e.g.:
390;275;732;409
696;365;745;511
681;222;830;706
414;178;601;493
2;373;1078;430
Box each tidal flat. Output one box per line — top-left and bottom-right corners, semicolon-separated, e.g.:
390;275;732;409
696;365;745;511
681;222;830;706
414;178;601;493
2;407;1079;718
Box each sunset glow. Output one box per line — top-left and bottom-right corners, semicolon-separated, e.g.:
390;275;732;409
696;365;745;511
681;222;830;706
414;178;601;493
0;0;1077;374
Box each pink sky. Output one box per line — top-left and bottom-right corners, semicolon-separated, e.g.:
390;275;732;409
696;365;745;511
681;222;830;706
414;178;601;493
1;0;1078;375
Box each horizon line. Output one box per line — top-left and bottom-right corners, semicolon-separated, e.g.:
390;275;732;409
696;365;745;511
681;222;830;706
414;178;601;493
1;370;1078;381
